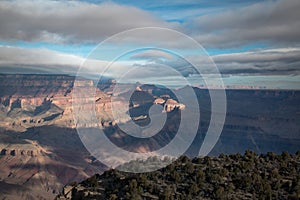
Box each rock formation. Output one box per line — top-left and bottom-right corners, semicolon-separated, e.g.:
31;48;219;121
0;74;118;131
0;75;181;131
164;99;185;112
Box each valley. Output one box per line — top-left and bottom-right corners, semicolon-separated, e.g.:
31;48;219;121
0;74;299;199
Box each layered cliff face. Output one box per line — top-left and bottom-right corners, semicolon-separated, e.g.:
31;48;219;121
0;75;184;132
0;74;115;131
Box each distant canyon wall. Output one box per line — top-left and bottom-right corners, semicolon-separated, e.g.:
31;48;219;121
0;74;183;132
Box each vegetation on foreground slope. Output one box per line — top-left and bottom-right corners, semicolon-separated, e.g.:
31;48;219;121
57;151;300;200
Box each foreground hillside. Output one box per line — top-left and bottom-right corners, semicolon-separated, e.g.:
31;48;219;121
57;151;300;200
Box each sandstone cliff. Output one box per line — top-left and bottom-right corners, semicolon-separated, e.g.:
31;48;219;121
0;74;115;131
0;75;184;132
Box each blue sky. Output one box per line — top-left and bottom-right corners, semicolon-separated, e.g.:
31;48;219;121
0;0;299;89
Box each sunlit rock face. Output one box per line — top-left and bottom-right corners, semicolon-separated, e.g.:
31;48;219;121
0;74;116;130
0;74;186;131
164;99;185;112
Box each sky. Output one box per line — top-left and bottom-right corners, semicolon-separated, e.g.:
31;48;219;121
0;0;300;89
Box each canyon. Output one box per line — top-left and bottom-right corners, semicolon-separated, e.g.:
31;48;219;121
0;74;299;199
0;74;186;199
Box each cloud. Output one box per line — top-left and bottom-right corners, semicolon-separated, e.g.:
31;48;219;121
0;46;83;67
1;45;299;77
1;0;299;78
142;47;300;76
0;45;116;76
130;49;174;60
1;45;299;91
208;48;300;75
0;0;172;43
0;45;170;79
188;0;300;48
0;0;299;50
0;45;197;80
